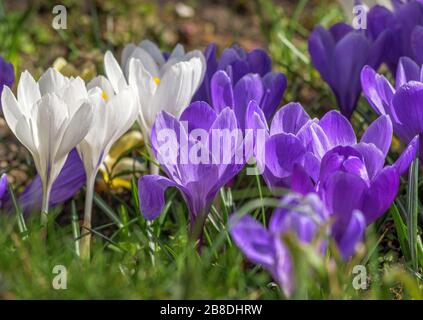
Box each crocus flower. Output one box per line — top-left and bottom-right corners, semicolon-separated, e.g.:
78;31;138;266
1;68;94;225
104;41;206;150
247;102;417;255
308;21;389;118
365;1;423;72
76;75;137;258
0;173;8;207
194;44;273;101
209;70;286;128
361;57;423;158
16;149;86;214
230;192;329;297
0;55;14;108
193;44;287;123
138;102;244;236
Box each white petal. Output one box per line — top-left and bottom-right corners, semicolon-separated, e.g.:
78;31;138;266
33;93;68;166
169;43;185;60
1;86;22;132
104;51;127;93
124;47;159;78
87;75;114;98
150;58;204;125
139;39;165;66
121;43;137;70
38;68;69;95
15;115;37;156
58;77;88;116
128;58;156;132
56;101;93;159
17;70;41;114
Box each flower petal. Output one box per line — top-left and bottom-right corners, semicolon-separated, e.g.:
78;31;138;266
270;102;310;135
360;115;393;156
229;214;274;268
210;70;234;113
335;210;366;260
362;166;399;224
138;175;178;220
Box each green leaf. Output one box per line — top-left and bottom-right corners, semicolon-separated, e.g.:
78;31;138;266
390;204;411;261
406;157;419;271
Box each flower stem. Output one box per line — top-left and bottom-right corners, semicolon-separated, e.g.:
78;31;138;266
80;176;95;261
40;184;51;239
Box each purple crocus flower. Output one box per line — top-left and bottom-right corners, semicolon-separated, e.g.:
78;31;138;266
361;57;423;158
0;174;8;207
230;192;329;297
193;44;287;124
0;55;14;108
138;102;245;233
367;1;423;72
210;70;286;128
308;21;389;118
246;101;310;190
247;102;417;256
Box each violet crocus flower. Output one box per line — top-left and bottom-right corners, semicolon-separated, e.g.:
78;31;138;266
0;55;14;108
247;102;417;256
138;102;245;234
366;1;423;72
361;57;423;158
193;44;287;123
0;174;8;207
210;70;286;128
308;21;389;119
230;192;329;297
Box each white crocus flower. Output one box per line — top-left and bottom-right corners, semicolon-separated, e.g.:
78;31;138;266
103;40;206;173
1;68;94;226
77;75;137;259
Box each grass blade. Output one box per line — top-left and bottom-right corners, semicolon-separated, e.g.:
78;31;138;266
406;157;419;271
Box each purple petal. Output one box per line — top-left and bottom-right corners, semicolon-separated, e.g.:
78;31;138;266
308;26;335;83
138;175;178;220
361;65;396;117
260;72;287;120
290;164;315;195
332;32;371;118
319;171;367;222
270;102;310;136
180;101;217;132
393;82;423;136
353;142;385;179
329;22;354;42
0;174;8;204
335;210;366;260
360;115;393;156
297;121;331;159
396;57;421;89
233;74;264;128
210;70;234;113
319;110;357;147
362;166;399;224
229;214;274;268
247;49;272;76
192;43;218;103
265;133;306;179
412;25;423;65
393;135;419;175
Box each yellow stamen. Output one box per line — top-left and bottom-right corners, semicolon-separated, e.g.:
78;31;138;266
101;91;108;101
153;77;161;85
